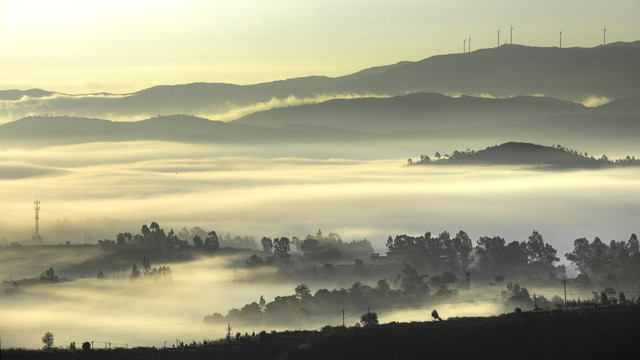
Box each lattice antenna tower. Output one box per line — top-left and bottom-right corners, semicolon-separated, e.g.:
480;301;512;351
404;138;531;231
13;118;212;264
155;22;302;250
34;198;42;243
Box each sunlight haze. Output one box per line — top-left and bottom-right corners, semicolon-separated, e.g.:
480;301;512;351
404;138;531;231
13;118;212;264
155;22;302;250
1;0;638;93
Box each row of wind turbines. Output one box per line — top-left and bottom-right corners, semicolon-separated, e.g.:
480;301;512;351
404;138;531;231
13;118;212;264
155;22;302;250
462;25;610;53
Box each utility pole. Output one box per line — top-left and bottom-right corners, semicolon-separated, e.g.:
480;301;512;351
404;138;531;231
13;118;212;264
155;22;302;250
342;309;345;327
533;294;538;310
226;324;231;342
561;279;568;306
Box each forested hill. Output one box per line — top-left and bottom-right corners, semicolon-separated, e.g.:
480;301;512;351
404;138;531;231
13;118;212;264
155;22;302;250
408;142;640;169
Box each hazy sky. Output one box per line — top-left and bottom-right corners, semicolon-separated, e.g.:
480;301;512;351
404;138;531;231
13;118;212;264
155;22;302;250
1;0;638;94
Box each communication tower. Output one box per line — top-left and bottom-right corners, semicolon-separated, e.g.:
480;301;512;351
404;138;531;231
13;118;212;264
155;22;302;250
33;199;43;243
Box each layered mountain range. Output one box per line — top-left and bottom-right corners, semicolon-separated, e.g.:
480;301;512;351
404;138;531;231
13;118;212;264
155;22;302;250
1;42;639;156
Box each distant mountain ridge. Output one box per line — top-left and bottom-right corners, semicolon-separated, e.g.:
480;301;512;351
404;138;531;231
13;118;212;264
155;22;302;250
1;42;639;123
234;92;586;133
1;90;640;153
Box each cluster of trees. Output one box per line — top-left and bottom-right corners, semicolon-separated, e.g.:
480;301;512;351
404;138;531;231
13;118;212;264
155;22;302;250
386;230;562;276
407;149;476;165
39;268;59;282
95;258;172;281
386;231;473;271
247;230;374;268
248;237;292;267
294;230;374;261
98;222;189;252
205;264;462;327
130;257;172;281
550;144;640;165
565;234;640;284
97;222;258;252
407;143;640;167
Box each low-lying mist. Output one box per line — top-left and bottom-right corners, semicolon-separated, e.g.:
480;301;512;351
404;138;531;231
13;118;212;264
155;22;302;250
1;141;639;258
0;92;389;125
0;255;295;349
1;140;639;348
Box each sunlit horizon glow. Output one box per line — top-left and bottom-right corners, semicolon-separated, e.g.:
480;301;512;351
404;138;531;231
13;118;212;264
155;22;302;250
1;0;639;94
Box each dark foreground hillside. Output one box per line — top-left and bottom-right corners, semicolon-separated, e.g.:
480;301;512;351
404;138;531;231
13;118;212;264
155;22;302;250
4;305;640;360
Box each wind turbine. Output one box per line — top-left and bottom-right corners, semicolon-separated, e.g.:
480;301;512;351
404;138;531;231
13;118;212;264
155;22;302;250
468;34;471;52
497;27;501;47
463;38;466;53
510;24;513;44
603;27;607;45
559;29;563;48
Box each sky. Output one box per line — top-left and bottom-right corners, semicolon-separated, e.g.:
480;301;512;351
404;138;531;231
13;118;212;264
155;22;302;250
1;0;639;94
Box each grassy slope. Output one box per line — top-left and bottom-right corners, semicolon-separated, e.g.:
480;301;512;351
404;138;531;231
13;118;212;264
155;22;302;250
4;305;639;359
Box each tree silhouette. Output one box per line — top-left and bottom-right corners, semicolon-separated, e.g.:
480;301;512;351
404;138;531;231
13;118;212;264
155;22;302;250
204;231;220;250
431;309;442;321
360;311;378;327
525;230;558;268
130;264;141;279
40;268;58;282
261;237;273;252
192;235;203;248
42;331;54;349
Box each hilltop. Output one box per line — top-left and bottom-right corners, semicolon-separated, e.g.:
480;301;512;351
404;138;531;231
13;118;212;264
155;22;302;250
409;142;639;169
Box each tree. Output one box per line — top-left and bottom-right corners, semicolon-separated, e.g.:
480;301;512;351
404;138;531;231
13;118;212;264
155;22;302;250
116;232;132;246
475;236;506;271
452;230;474;270
503;241;528;268
192;235;203;248
82;342;91;351
246;255;264;267
295;284;311;301
360;311;378;327
376;278;391;295
431;309;442;321
397;265;429;296
273;237;291;262
40;268;58;282
525;230;559;268
42;331;54;349
131;263;141;279
261;237;273;252
204;231;220;250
